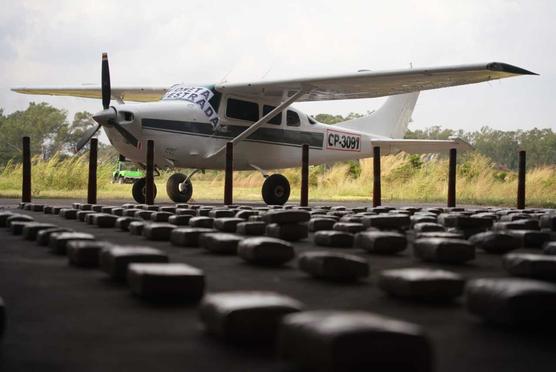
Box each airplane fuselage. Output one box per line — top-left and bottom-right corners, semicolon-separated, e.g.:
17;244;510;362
105;97;380;172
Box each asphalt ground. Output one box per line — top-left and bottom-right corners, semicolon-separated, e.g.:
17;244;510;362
0;199;555;372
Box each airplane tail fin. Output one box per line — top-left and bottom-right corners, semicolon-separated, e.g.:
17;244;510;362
335;91;420;138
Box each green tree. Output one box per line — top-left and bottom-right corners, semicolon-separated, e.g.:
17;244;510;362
406;125;555;170
345;112;365;120
0;103;69;164
314;112;366;124
517;128;556;168
404;125;463;140
314;113;346;124
65;111;98;153
470;127;519;169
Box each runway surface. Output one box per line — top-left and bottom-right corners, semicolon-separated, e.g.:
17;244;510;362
0;199;555;372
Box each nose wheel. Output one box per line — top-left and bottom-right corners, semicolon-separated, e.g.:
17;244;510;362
132;178;158;203
262;174;290;205
166;173;194;203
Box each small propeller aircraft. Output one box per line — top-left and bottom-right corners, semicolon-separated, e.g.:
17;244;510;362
12;54;536;204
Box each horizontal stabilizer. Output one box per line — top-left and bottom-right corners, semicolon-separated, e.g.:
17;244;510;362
371;137;473;154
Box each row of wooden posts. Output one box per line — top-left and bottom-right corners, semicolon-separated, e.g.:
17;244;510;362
20;136;528;209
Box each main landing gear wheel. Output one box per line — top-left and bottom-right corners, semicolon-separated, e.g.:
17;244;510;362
166;173;193;203
262;174;290;205
132;178;157;204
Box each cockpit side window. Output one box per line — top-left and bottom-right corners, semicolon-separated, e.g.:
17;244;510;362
286;110;300;127
226;98;259;122
263;105;282;125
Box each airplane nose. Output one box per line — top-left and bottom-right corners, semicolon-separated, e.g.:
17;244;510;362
93;106;140;147
92;107;117;126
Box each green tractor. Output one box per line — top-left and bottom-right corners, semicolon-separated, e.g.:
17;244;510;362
112;160;145;184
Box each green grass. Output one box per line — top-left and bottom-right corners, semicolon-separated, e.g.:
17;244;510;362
1;152;555;207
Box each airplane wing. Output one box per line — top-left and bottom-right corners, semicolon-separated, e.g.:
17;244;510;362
12;62;534;103
10;86;168;102
216;62;536;101
370;137;473;154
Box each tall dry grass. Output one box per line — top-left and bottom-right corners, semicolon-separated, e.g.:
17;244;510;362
0;152;554;206
0;154;111;195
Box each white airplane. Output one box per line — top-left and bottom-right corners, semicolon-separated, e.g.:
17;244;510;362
13;54;536;205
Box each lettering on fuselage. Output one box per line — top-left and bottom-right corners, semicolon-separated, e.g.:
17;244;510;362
326;129;361;152
162;85;220;129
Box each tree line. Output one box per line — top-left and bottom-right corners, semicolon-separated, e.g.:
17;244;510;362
0;103;116;165
316;113;555;170
0;103;554;170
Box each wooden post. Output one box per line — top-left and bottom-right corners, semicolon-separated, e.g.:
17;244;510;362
87;138;98;204
300;144;309;207
448;148;457;208
22;136;31;203
517;150;526;209
224;142;233;205
145;140;155;205
372;146;381;207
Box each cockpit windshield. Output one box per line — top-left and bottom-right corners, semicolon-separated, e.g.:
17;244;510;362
161;85;222;128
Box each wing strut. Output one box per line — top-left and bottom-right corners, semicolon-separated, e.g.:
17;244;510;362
205;90;305;158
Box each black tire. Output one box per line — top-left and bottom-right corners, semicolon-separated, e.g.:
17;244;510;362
166;173;193;203
132;178;157;204
262;174;290;205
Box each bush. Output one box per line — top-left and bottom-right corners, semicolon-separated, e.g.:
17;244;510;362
385;154;423;182
346;160;361;179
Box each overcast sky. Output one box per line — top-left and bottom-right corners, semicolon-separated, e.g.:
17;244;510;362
1;0;554;133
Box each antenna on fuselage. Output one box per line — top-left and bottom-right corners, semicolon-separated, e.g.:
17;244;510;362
261;66;273;80
219;66;236;84
261;58;277;80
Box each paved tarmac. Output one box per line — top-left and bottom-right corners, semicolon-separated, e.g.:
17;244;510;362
0;199;555;372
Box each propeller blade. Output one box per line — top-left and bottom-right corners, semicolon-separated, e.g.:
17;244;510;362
112;122;139;147
101;52;111;110
75;124;101;153
97;53;138;149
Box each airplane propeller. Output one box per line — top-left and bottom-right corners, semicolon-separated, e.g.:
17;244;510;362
101;52;111;110
75;124;102;152
74;52;139;152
